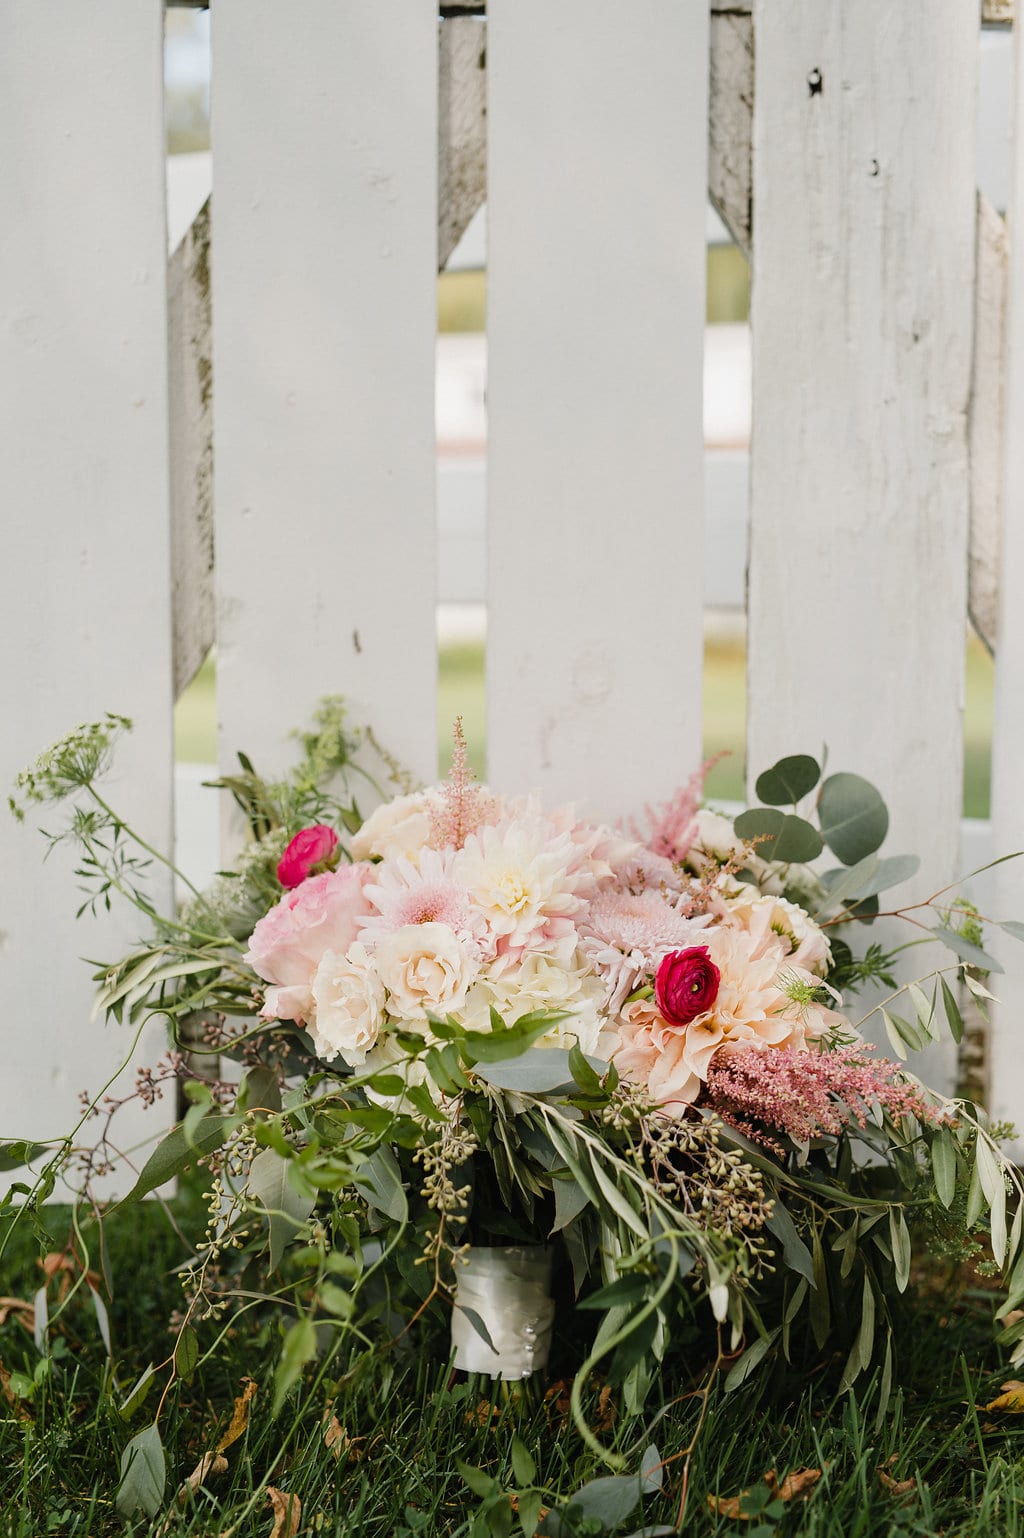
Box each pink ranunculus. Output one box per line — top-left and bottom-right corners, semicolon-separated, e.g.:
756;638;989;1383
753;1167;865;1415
277;825;340;888
244;865;374;1023
655;945;721;1028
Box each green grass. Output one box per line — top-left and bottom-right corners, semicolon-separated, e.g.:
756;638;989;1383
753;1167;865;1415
2;1194;1024;1536
176;631;995;819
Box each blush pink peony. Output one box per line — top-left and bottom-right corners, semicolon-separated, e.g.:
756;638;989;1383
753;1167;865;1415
244;864;374;1023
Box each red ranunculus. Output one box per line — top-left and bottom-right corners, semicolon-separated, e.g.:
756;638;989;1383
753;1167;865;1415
655;945;721;1027
277;825;340;889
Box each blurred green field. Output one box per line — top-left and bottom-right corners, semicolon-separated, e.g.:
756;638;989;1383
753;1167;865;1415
175;629;995;818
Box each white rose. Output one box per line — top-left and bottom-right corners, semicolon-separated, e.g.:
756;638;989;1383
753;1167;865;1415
310;942;386;1065
375;922;478;1027
349;792;434;863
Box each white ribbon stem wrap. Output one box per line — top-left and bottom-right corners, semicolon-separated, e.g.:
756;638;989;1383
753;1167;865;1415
451;1245;555;1379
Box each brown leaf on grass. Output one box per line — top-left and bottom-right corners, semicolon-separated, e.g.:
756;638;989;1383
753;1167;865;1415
466;1397;501;1428
983;1380;1024;1413
708;1467;822;1519
267;1486;301;1538
178;1451;229;1500
772;1467;822;1501
323;1412;366;1463
1001;1309;1024;1328
543;1380;572;1426
591;1383;617;1434
877;1467;916;1499
217;1376;258;1451
0;1297;35;1331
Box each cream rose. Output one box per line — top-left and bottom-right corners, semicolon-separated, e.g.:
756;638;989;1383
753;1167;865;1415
349;792;434;863
719;889;832;977
374;921;478;1027
310;942;386;1066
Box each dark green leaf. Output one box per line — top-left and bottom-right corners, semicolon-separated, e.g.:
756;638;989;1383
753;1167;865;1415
755;754;821;806
118;1364;157;1420
734;808;823;863
940;977;965;1044
120;1113;236;1204
458;1461;500;1500
273;1316;317;1414
510;1435;537;1487
569;1044;603;1094
765;1201;815;1285
818;772;889;864
174;1325;199;1383
0;1141;49;1173
236;1064;282;1117
462;1011;568;1064
247;1148;315;1271
724;1328;780;1390
578;1274;652;1311
116;1422;166;1518
352;1145;408;1223
455;1304;496;1353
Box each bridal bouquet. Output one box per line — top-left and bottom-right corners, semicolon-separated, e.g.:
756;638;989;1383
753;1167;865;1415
6;704;1024;1485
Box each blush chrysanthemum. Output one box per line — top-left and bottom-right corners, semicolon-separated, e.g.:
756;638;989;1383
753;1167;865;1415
359;848;486;952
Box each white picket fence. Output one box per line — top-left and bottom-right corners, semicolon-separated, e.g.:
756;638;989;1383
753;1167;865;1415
3;0;1024;1176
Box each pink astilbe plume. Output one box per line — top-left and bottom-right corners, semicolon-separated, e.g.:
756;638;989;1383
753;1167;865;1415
635;753;725;864
429;717;496;851
705;1045;937;1156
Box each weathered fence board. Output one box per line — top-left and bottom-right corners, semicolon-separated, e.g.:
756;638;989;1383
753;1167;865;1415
486;0;709;821
747;1;978;1086
989;16;1024;1139
210;0;438;790
0;1;173;1173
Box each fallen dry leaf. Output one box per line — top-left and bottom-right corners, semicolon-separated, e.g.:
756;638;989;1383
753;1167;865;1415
267;1486;301;1538
0;1298;35;1331
322;1410;368;1463
178;1451;228;1500
1001;1309;1024;1328
591;1383;617;1434
877;1467;916;1499
708;1466;822;1519
217;1376;258;1451
773;1467;822;1501
983;1380;1024;1414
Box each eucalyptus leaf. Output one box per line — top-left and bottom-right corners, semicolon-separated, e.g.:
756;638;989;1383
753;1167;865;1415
754;754;821;806
120;1113;236;1204
765;1201;815;1285
174;1324;199;1382
724;1328;780;1390
933;926;1003;974
116;1422;166;1519
818;772;889;865
352;1145;408;1223
940;978;965;1044
247;1147;315;1271
1000;921;1024;943
578;1273;652;1311
0;1140;49;1173
733;808;823;864
931;1133;957;1208
273;1316;317;1415
455;1304;496;1353
475;1049;608;1097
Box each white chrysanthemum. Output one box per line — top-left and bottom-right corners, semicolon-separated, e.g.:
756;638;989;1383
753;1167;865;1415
359;848;487;951
453;820;584;948
577;891;711;1011
374;921;479;1028
309;941;385;1066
